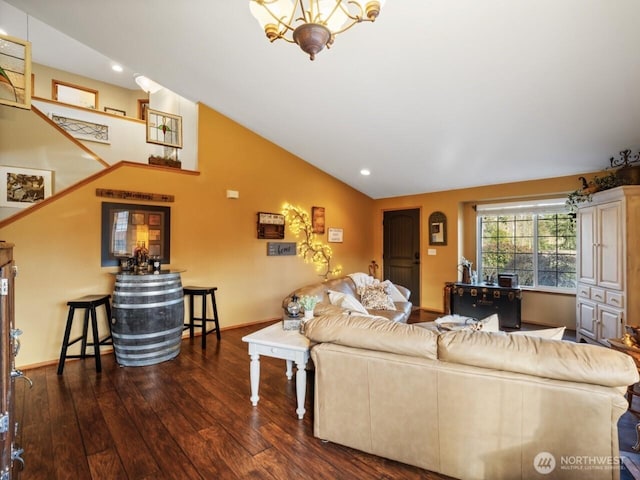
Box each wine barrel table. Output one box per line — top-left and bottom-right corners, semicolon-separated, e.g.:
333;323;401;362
111;271;184;367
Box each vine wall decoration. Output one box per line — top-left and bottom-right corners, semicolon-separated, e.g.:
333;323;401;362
282;203;342;279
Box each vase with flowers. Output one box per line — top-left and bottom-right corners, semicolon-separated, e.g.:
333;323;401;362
299;295;319;320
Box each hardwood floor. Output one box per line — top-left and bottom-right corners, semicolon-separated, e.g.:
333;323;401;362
14;320;452;480
14;311;637;479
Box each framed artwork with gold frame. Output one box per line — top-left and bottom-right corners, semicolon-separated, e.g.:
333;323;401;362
146;108;183;148
0;33;32;110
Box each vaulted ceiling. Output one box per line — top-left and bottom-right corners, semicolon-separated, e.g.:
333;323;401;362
3;0;640;199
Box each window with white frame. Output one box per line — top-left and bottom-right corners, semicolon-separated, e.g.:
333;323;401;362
476;199;576;291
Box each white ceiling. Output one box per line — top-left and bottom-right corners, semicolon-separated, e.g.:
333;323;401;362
2;0;640;199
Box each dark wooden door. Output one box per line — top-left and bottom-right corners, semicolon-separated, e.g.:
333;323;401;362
383;209;420;306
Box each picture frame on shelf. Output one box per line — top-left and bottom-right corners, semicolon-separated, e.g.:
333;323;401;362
146;108;183;148
104;106;126;116
0;166;52;208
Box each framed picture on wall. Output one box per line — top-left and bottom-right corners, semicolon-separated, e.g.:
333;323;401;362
328;228;343;243
0;166;52;208
101;202;171;266
312;206;326;234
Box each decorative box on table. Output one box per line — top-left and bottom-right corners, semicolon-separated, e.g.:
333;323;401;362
282;315;302;331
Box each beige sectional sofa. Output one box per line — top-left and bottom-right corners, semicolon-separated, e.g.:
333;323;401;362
282;275;412;323
304;313;639;480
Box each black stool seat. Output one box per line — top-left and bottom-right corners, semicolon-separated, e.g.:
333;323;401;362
57;294;112;375
183;286;221;348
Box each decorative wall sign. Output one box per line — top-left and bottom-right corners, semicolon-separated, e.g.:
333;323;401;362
327;227;343;243
429;211;447;246
267;242;297;256
96;189;175;203
257;212;285;239
0;33;32;110
0;166;52;208
312;206;325;234
51;113;109;143
146;108;183;148
101;202;171;266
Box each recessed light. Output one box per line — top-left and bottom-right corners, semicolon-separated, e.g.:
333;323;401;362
360;169;371;176
112;64;123;73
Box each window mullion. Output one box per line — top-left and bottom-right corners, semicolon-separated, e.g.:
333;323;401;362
532;213;539;288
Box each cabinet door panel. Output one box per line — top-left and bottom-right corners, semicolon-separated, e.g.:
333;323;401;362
599;305;623;342
577;299;597;340
577;206;596;285
598;201;623;290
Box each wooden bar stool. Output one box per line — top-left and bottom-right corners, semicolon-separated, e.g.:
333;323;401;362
57;294;112;375
183;286;221;348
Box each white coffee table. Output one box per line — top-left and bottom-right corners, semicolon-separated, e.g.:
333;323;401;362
241;322;313;419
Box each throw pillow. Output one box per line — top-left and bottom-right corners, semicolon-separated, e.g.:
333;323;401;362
327;290;369;315
510;326;566;341
381;280;407;302
478;313;500;332
360;284;396;311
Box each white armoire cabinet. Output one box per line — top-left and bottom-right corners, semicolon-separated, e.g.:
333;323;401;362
576;186;640;345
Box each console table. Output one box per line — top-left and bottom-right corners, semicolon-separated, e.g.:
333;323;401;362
241;322;314;419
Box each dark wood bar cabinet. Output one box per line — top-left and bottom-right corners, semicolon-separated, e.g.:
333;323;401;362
1;242;25;479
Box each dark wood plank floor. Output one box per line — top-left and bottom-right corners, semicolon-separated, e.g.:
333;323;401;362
14;318;453;480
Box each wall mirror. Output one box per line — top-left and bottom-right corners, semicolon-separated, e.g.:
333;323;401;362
101;202;171;266
429;211;447;246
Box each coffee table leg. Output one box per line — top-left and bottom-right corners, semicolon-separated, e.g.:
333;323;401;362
249;352;260;406
295;360;306;419
285;360;293;380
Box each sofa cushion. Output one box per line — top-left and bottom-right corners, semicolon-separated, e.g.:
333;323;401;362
327;290;369;315
304;313;439;360
369;306;409;323
510;326;566;340
438;330;639;388
381;280;409;302
360;284;396;310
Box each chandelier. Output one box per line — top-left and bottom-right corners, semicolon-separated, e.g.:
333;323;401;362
249;0;385;60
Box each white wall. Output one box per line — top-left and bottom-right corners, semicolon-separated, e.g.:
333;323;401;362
33;96;197;170
148;89;198;168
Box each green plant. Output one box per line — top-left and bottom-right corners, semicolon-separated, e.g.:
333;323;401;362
298;295;318;311
566;172;620;213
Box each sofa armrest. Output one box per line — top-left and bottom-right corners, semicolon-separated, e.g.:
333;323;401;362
395;284;411;301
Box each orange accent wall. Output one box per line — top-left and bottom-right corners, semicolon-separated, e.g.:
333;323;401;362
373;175;585;326
0;103;375;367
